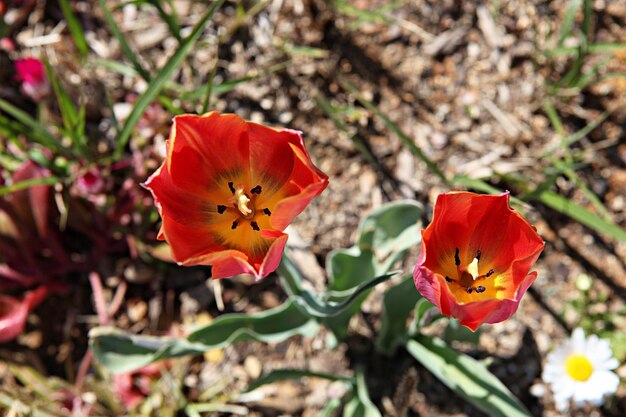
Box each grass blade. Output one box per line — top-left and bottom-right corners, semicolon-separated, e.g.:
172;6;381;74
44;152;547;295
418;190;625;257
113;0;225;160
149;0;182;43
98;0;152;81
59;0;89;57
557;0;582;46
537;190;626;242
44;61;87;155
0;176;59;196
342;81;450;185
201;46;219;114
0;98;64;153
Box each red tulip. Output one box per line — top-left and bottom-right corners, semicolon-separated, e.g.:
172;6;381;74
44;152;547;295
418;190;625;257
413;191;544;331
144;112;328;280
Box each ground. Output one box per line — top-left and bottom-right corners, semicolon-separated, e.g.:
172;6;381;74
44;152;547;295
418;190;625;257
1;0;626;416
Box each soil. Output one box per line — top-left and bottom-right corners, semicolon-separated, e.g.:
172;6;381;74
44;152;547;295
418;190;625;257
1;0;626;416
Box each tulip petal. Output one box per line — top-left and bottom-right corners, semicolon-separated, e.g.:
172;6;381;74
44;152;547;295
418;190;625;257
167;113;250;199
185;232;288;281
269;142;329;231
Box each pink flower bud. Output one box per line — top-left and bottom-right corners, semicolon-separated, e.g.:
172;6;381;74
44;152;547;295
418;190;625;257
14;57;50;101
0;37;15;51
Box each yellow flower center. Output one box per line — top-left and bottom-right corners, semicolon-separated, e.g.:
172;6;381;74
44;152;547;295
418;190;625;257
443;248;499;301
565;354;593;382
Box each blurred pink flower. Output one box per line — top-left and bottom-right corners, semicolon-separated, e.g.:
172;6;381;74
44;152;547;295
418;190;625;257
0;286;47;342
14;57;50;101
0;37;15;51
77;168;105;195
112;363;163;409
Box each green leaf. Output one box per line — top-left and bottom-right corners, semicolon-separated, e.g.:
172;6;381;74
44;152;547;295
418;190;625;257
0;98;64;153
113;0;225;160
322;201;422;341
0;176;59;196
98;0;151;80
557;0;582;46
44;61;87;154
320;398;343;417
536;190;626;242
148;0;182;43
443;319;480;345
358;201;423;268
246;369;352;392
343;368;382;417
543;42;626;57
90;300;318;373
376;274;421;354
59;0;89;57
407;336;532;417
328;200;423;286
278;255;396;319
187;300;318;345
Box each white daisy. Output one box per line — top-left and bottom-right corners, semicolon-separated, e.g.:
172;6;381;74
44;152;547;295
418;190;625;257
542;327;620;412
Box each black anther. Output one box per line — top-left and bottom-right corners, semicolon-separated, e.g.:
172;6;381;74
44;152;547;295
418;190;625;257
454;248;460;266
445;276;453;283
228;182;236;194
217;205;227;214
476;249;481;260
250;221;260;231
231;220;238;230
251;185;262;194
476;286;486;293
466;287;473;294
263;208;272;216
486;269;495;277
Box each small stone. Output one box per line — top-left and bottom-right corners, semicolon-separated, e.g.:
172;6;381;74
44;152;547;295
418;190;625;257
244;356;262;379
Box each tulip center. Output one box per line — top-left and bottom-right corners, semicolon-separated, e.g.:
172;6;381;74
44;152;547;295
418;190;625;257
215;181;272;232
444;248;495;297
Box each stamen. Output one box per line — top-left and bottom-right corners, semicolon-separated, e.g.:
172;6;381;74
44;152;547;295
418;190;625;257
476;286;486;293
454;248;460;266
466;287;473;294
231;220;238;230
476;249;481;260
445;276;454;283
486;269;494;277
250;221;260;231
263;208;272;216
228;181;235;194
217;205;227;214
251;185;262;194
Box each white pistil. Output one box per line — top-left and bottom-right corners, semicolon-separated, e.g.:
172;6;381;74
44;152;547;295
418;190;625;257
235;188;253;218
467;257;480;280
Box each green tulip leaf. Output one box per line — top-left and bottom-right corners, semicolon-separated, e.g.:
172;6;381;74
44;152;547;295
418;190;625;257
407;336;532;417
376;274;421;354
90;301;318;374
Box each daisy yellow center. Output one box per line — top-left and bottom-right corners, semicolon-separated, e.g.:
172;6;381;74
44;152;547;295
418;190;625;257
565;354;593;382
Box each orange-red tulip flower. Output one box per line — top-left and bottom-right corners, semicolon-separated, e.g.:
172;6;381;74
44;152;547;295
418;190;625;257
413;191;544;331
144;112;328;280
